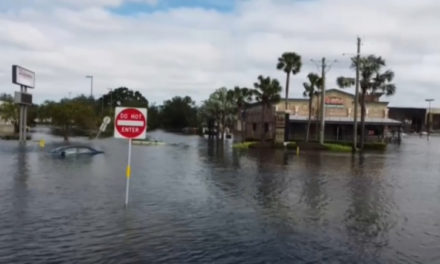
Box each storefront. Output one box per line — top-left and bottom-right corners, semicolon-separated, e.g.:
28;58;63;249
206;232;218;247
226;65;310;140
244;89;401;142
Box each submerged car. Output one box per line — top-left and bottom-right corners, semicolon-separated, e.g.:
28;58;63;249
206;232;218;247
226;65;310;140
50;145;104;157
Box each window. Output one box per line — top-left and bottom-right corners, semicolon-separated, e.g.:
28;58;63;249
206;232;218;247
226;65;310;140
252;123;257;131
264;123;269;133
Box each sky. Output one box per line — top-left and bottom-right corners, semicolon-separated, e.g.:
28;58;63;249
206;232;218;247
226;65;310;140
1;0;440;107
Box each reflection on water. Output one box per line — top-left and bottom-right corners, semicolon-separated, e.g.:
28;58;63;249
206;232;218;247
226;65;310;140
1;130;440;263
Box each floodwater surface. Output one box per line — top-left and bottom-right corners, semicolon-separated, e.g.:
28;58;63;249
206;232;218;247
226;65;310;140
1;128;439;263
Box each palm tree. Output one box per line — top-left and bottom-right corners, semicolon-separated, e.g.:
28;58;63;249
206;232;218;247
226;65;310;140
337;55;395;149
253;75;282;141
303;73;322;142
227;87;253;141
277;52;302;110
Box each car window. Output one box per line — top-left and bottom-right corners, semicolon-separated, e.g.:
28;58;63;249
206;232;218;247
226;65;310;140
64;148;77;155
77;147;91;154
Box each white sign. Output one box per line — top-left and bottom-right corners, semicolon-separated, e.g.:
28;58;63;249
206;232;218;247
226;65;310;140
114;107;147;139
103;116;111;125
99;116;112;132
12;65;35;88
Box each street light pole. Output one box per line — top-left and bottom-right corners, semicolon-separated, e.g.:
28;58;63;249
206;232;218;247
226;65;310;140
353;37;361;152
107;88;113;114
86;75;93;98
426;98;434;140
320;57;326;144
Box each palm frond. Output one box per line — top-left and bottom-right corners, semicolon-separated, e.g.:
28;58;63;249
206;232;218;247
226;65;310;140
337;77;355;88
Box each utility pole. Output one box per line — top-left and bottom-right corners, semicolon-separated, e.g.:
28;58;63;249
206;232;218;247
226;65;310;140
426;98;434;140
107;88;113;114
353;37;361;152
311;57;336;144
319;57;326;144
86;75;93;98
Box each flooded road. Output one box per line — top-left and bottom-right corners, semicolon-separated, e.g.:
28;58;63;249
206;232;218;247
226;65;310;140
1;129;439;263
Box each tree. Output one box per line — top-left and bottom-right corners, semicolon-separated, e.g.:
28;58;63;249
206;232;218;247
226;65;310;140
161;96;198;131
200;88;235;140
226;86;253;140
39;96;98;141
337;55;396;148
253;75;282;141
147;104;162;131
0;96;19;132
99;87;148;111
277;52;302;110
303;73;322;142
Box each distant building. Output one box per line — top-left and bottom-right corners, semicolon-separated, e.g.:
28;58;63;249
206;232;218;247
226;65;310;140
244;89;401;143
388;107;426;133
388;107;440;133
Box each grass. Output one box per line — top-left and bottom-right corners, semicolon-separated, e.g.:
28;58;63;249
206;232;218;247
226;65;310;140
364;142;387;151
232;141;258;149
0;134;31;140
322;143;352;152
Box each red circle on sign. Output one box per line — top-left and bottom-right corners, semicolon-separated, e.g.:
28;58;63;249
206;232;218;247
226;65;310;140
115;108;147;139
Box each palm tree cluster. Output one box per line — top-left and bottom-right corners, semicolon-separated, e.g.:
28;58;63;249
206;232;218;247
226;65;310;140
201;51;302;141
200;51;395;147
337;55;395;148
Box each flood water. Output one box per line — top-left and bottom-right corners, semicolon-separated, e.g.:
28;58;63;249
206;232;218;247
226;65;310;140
1;128;440;263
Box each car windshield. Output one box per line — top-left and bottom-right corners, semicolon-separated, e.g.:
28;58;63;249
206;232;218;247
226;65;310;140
77;147;92;154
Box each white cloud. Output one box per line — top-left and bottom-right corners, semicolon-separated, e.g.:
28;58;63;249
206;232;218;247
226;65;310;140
0;0;440;107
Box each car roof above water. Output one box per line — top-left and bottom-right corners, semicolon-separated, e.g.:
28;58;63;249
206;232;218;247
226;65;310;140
50;145;96;152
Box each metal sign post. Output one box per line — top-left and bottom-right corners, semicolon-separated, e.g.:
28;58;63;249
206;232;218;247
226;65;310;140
114;107;147;207
12;65;35;144
125;138;132;206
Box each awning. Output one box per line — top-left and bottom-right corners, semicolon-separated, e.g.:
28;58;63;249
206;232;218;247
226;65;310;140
289;116;401;126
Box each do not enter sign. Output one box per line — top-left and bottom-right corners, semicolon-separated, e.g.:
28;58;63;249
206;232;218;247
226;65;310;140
114;107;147;139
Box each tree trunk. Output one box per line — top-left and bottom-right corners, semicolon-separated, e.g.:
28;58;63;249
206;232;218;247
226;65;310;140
260;104;265;142
360;90;366;149
63;124;69;142
306;97;312;142
239;107;246;142
220;112;225;141
215;114;219;141
315;93;321;141
285;72;290;111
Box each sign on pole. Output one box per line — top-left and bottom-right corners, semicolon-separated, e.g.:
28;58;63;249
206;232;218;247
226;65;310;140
12;65;35;144
12;65;35;88
114;107;147;207
95;116;112;139
14;91;33;105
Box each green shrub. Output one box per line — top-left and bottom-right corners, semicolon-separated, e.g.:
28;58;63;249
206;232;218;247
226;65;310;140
0;134;31;140
364;142;387;151
273;142;284;148
233;141;258;149
286;142;297;149
322;143;352;152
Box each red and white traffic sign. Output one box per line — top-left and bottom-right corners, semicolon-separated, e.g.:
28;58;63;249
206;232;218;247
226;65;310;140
114;107;147;139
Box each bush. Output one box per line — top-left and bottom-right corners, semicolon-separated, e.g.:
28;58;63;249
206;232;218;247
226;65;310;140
0;134;31;140
364;142;387;151
322;143;352;152
286;142;297;149
232;141;258;149
273;142;283;148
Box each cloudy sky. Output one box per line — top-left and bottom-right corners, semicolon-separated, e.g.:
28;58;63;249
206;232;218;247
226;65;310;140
1;0;439;107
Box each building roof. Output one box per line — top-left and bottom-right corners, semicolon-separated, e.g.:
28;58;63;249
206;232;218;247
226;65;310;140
246;88;390;109
289;115;401;126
